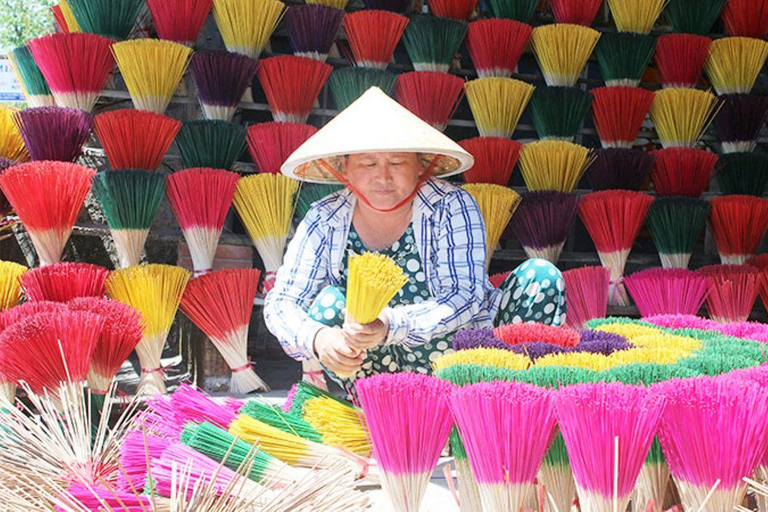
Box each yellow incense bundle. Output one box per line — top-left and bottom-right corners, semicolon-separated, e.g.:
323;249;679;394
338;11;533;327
462;184;521;269
58;0;81;32
530;24;600;87
704;37;768;95
306;0;348;8
609;346;690;366
112;39;193;114
606;0;666;34
0;107;27;162
519;140;594;193
302;396;371;456
0;261;26;310
431;347;531;372
649;88;720;149
213;0;285;59
534;351;617;371
594;322;664;340
464;77;535;138
106;264;190;394
233;173;298;290
346;251;408;324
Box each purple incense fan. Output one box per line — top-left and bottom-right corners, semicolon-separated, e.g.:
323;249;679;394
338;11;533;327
511;190;579;264
576;330;633;355
712;93;768;153
510;342;572;361
191;51;259;122
587;148;654;191
13;106;92;162
285;5;345;62
452;328;507;350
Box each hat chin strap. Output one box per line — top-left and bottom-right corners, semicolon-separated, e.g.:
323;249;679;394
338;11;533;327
317;157;438;213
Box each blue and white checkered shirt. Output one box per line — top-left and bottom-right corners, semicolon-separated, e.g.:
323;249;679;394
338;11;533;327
263;178;497;361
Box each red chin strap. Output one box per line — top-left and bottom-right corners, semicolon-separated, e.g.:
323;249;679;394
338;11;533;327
316;156;438;213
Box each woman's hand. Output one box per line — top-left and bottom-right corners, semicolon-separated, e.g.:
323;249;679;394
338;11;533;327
343;317;390;352
313;327;365;376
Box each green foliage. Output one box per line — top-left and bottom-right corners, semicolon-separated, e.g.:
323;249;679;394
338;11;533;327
0;0;55;53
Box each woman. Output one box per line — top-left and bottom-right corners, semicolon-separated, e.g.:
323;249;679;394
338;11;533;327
264;87;566;385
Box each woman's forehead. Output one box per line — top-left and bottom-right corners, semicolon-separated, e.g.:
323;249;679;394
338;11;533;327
349;152;417;160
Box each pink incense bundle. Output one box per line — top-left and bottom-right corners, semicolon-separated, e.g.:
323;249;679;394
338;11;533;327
654;34;711;89
13;106;92;162
356;373;454;511
166;167;240;276
493;322;581;347
708;195;768;264
591;86;655;149
344;11;408;70
578;190;654;306
657;376;768;512
256;56;332;123
466;19;532;78
64;483;153;511
68;297;142;395
21;262;109;302
94;109;182;171
450;381;557;511
0;310;102;399
650;147;717;198
562;266;610;329
27;33;115;112
556;382;665;512
698;264;760;323
246;122;318;174
147;0;213;46
395;71;464;132
459;137;522;186
489;270;511;289
169;382;240;430
624;267;709;317
549;0;603;25
180;268;269;394
0;161;95;266
136;394;186;439
118;430;174;492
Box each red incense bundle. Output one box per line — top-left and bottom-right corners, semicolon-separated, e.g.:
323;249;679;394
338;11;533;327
180;268;269;393
721;0;768;39
747;254;768;312
0;161;95;266
429;0;477;19
147;0;213;46
459;137;522;186
489;270;511;289
654;34;711;89
256;56;332;123
578;190;654;306
69;297;142;395
0;310;102;401
166;168;240;276
562;266;610;329
708;195;768;264
466;19;532;78
624;267;709;317
549;0;603;25
395;71;463;131
94;109;181;171
650;147;717;198
246;122;318;174
28;33;115;112
343;10;408;70
698;264;760;322
21;262;109;302
591;86;654;149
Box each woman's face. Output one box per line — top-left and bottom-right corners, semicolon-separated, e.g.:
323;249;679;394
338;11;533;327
342;152;425;210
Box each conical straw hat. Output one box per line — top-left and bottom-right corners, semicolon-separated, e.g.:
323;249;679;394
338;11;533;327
281;87;474;183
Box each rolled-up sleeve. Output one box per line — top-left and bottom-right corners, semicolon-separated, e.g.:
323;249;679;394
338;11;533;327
382;189;489;347
263;207;330;361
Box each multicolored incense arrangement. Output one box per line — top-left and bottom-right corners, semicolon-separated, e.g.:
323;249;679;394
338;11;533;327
1;0;768;509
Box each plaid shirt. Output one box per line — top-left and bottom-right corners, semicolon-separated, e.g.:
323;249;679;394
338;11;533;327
263;178;497;361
